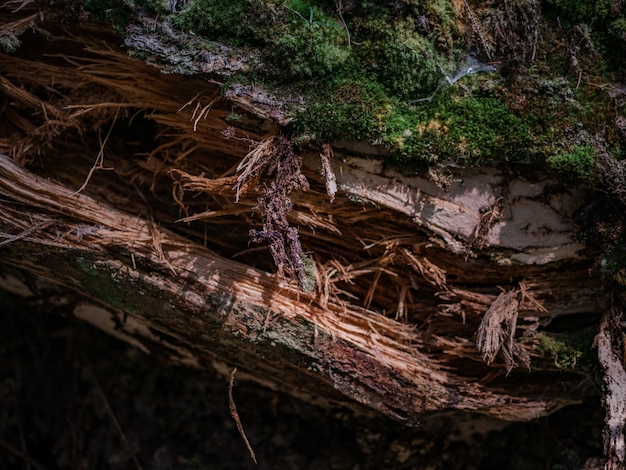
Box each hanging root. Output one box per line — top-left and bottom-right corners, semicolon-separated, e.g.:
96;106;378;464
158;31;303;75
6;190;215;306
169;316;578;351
237;135;312;289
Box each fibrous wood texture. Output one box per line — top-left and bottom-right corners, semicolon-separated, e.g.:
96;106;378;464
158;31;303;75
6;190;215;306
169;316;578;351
0;4;607;427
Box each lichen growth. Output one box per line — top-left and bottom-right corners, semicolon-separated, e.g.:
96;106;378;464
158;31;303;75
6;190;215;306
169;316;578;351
299;252;316;293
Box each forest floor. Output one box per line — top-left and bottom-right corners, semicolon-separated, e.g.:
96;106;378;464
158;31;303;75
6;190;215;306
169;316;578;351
0;287;604;470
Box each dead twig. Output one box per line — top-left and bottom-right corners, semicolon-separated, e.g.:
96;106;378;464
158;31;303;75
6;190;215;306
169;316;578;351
0;220;53;247
72;108;119;195
468;196;504;250
190;96;219;132
399;247;447;290
234;137;272;202
462;0;493;59
476;285;529;373
4;0;36;13
228;368;257;465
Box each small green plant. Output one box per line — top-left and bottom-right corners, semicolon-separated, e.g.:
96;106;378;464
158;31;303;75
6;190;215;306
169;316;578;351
547;145;597;182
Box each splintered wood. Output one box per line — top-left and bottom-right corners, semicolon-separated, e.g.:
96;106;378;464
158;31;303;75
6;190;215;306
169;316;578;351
319;143;337;203
476;282;546;372
476;286;528;372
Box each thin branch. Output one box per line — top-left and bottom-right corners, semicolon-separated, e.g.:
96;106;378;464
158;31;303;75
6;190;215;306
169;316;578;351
228;368;257;465
72;108;118;195
0;220;53;247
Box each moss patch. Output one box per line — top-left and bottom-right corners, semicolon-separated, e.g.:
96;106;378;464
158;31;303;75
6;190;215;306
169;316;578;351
547;145;597;182
383;89;533;166
536;329;597;372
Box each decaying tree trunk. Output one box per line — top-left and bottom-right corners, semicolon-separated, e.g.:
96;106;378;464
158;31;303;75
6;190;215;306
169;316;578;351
0;0;614;448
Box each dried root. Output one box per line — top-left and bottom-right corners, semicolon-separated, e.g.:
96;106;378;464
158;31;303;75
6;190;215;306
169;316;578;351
238;135;311;289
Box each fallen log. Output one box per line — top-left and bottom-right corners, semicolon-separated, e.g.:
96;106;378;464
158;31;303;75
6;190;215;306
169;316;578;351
0;0;614;455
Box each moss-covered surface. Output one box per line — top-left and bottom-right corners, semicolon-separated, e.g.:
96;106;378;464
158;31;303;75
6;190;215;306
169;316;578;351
77;0;625;177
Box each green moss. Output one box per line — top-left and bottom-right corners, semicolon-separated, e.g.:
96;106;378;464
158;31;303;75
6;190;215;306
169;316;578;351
264;7;349;81
114;0;623;177
537;329;596;371
547;145;597;182
291;76;385;141
172;0;450;93
354;14;442;99
174;0;276;44
383;91;533;166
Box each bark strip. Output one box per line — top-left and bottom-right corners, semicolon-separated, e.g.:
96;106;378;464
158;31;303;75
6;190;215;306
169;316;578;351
598;302;626;470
